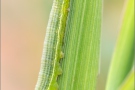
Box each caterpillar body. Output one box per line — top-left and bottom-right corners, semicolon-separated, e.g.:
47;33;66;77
35;0;70;90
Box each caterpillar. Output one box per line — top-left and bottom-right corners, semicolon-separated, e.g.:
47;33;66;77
35;0;70;90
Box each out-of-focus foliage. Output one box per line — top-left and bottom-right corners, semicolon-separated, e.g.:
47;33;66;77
106;0;134;90
119;70;134;90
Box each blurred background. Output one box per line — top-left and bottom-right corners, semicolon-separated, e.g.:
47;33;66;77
1;0;125;90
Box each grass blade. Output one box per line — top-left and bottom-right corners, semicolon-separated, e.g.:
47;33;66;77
106;0;134;90
58;0;102;90
119;69;134;90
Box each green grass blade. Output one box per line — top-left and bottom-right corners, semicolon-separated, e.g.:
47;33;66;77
118;70;134;90
58;0;102;90
106;0;134;90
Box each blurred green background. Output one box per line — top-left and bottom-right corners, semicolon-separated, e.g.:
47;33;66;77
1;0;125;90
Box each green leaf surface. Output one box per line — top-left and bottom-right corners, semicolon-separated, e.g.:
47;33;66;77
106;0;134;90
58;0;102;90
119;70;134;90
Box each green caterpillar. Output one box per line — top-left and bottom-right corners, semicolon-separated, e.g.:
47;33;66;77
35;0;70;90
